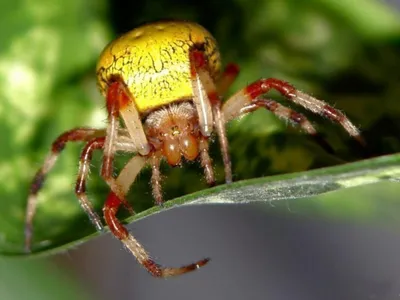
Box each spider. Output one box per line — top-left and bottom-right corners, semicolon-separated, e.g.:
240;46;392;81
25;20;364;278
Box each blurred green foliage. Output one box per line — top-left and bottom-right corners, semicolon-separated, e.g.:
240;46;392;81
0;0;399;297
0;258;90;300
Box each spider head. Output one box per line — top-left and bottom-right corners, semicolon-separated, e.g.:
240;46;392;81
145;102;201;166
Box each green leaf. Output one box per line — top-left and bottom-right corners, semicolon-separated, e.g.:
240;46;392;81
317;0;400;39
0;0;109;256
4;152;399;258
0;258;91;300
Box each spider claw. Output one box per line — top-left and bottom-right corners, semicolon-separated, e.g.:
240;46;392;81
156;257;210;278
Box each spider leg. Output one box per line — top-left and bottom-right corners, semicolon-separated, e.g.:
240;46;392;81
25;127;106;252
101;81;150;205
216;63;240;96
150;154;164;206
190;49;232;183
199;137;215;186
106;80;150;156
189;50;214;137
239;98;335;154
74;135;140;232
75;137;106;233
103;155;209;278
222;78;365;145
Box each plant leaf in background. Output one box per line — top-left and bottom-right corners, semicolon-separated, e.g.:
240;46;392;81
0;0;111;254
0;1;110;297
0;258;90;300
0;0;399;290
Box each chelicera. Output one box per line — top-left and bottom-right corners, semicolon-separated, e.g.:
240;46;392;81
25;20;364;278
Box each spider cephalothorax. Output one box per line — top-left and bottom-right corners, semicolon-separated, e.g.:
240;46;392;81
145;102;201;166
26;20;364;278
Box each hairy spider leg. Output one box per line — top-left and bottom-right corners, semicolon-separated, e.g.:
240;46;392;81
75;136;140;224
217;63;240;96
74;138;106;232
222;78;365;145
25;128;106;252
198;137;215;186
101;82;153;206
238;97;335;154
149;155;163;206
190;49;232;183
102;154;210;277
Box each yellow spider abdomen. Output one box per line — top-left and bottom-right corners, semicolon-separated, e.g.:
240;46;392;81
96;20;222;115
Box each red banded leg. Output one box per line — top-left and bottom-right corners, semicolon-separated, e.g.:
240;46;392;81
101;81;147;204
103;155;210;277
73;92;150;235
25;128;105;252
74;136;137;234
107;81;150;156
190;49;232;183
102;81;123;200
75;137;106;233
199;137;215;186
223;78;365;145
240;98;317;133
239;98;335;153
217;63;240;95
150;155;164;206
